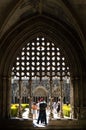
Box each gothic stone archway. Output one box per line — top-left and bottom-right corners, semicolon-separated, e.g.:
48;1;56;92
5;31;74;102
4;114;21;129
0;15;86;129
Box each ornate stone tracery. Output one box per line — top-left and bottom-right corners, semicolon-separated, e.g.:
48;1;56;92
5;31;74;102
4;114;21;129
11;35;71;119
12;36;70;79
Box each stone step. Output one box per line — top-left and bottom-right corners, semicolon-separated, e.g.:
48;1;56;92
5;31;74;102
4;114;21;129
0;119;86;130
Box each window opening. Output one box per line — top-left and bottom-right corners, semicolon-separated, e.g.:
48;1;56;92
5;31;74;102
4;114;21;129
11;36;71;126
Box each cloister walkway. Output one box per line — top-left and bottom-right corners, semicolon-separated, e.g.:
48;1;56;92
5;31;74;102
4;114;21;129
22;108;70;128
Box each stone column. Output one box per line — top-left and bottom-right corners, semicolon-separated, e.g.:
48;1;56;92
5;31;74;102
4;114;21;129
2;76;7;118
17;79;22;118
80;75;86;119
70;77;74;119
0;75;13;118
71;76;80;119
49;79;54;120
60;79;64;118
6;76;11;118
28;79;33;118
71;77;77;118
74;77;81;119
0;76;3;118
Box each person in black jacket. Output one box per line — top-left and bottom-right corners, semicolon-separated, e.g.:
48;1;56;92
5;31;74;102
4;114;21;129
56;99;61;116
37;98;47;125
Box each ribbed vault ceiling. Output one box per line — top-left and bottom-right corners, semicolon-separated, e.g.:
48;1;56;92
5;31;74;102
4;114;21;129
0;0;86;77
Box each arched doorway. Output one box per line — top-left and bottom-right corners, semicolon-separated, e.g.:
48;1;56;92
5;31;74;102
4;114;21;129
10;34;71;121
33;86;48;102
0;15;85;128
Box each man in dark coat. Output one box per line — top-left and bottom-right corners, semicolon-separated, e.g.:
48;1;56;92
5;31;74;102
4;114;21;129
37;98;47;125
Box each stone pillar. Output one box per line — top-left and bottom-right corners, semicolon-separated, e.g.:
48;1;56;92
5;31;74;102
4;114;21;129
6;76;11;118
60;79;64;118
71;77;77;118
17;79;22;118
75;77;81;119
0;76;3;118
2;76;7;118
0;75;14;118
0;75;11;118
49;79;54;120
71;76;81;119
28;79;33;118
80;75;86;119
70;78;74;119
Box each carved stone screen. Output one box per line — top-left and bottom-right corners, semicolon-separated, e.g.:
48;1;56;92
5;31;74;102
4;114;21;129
11;36;70;79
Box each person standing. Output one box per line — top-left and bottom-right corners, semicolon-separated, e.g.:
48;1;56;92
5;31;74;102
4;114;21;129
37;98;47;125
32;102;37;120
56;99;61;116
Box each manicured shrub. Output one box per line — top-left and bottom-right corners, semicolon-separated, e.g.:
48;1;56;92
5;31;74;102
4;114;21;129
11;104;18;117
21;104;29;111
11;104;29;117
63;104;71;117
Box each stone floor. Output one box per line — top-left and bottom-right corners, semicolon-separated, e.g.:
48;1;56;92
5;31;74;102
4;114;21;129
1;109;85;130
22;108;70;128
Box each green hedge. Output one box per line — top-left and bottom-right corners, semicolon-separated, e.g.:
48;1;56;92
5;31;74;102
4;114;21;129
11;103;71;117
11;104;18;117
11;104;29;117
63;104;71;117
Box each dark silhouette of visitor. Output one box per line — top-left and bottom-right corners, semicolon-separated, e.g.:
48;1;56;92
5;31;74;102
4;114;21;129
37;98;47;125
57;99;60;114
